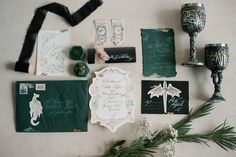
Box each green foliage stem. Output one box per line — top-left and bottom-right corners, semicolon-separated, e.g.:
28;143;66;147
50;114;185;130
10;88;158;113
101;102;236;157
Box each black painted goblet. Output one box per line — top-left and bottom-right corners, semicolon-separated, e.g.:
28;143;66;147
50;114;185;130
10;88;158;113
205;43;229;103
181;3;206;66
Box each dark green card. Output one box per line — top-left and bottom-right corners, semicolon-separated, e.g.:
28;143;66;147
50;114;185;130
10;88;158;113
16;80;88;132
141;28;177;77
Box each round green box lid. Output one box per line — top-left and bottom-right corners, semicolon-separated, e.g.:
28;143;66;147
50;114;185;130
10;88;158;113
74;61;90;77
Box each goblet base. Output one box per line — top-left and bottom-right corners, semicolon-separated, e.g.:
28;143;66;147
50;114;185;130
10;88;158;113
182;60;204;67
208;95;226;104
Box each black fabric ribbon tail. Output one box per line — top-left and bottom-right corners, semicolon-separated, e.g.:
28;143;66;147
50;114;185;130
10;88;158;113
15;0;103;73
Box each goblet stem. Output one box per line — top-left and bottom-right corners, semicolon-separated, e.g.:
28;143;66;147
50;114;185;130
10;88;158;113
212;71;222;94
209;70;225;103
189;33;197;62
182;33;204;66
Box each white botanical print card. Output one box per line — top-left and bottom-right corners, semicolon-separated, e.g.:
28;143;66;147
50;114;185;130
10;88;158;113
37;30;70;76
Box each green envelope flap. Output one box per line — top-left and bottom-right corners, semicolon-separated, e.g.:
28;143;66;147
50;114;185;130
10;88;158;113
16;80;88;132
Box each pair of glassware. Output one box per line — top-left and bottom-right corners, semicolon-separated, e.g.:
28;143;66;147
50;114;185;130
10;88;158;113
181;3;229;103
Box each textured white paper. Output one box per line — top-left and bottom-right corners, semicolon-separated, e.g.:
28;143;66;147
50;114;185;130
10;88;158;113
37;30;70;76
89;67;136;133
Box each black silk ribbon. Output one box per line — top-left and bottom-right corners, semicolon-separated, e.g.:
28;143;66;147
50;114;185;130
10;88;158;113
15;0;103;73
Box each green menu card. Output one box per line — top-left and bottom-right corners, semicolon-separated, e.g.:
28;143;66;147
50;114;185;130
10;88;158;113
141;28;177;77
16;80;88;132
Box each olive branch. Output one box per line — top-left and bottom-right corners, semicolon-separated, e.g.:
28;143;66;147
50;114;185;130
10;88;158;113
101;102;236;157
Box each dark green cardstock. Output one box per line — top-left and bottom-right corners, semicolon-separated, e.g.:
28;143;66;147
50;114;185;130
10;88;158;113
15;80;88;132
141;28;177;77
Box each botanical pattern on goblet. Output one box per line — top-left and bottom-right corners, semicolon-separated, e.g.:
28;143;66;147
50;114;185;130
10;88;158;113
182;7;206;33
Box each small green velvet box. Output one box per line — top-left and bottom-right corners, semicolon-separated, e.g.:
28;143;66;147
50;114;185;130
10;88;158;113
69;46;85;60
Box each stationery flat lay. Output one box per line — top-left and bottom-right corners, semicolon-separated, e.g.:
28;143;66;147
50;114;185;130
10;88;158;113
2;0;236;157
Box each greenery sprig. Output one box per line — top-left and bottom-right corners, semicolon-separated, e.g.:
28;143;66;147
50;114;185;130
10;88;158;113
178;120;236;150
101;102;236;157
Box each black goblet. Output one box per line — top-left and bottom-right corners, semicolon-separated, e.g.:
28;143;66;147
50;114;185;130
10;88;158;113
181;3;206;66
205;43;229;103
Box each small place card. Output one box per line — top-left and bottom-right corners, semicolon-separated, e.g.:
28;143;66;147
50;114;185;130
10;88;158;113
141;80;189;114
89;67;136;132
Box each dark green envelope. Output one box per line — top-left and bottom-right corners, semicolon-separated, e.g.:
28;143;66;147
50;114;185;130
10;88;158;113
141;28;177;77
16;80;88;132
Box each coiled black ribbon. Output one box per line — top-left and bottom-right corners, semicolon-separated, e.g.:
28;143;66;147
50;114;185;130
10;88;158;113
15;0;103;73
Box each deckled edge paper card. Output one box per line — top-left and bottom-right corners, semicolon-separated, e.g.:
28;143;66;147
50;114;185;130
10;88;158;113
141;80;189;114
16;80;88;132
37;30;70;76
89;67;136;133
141;28;177;77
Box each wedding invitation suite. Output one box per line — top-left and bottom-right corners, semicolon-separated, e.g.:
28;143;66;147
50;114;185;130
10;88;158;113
16;80;88;132
89;67;136;132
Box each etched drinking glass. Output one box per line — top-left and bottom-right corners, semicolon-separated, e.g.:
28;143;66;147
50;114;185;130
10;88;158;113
181;3;206;66
205;43;229;103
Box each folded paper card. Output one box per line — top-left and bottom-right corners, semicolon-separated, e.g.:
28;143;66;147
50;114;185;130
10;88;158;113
16;80;88;132
141;28;177;77
141;80;189;114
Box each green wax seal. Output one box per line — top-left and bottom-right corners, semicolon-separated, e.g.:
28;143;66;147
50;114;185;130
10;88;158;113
70;46;85;60
74;61;90;77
